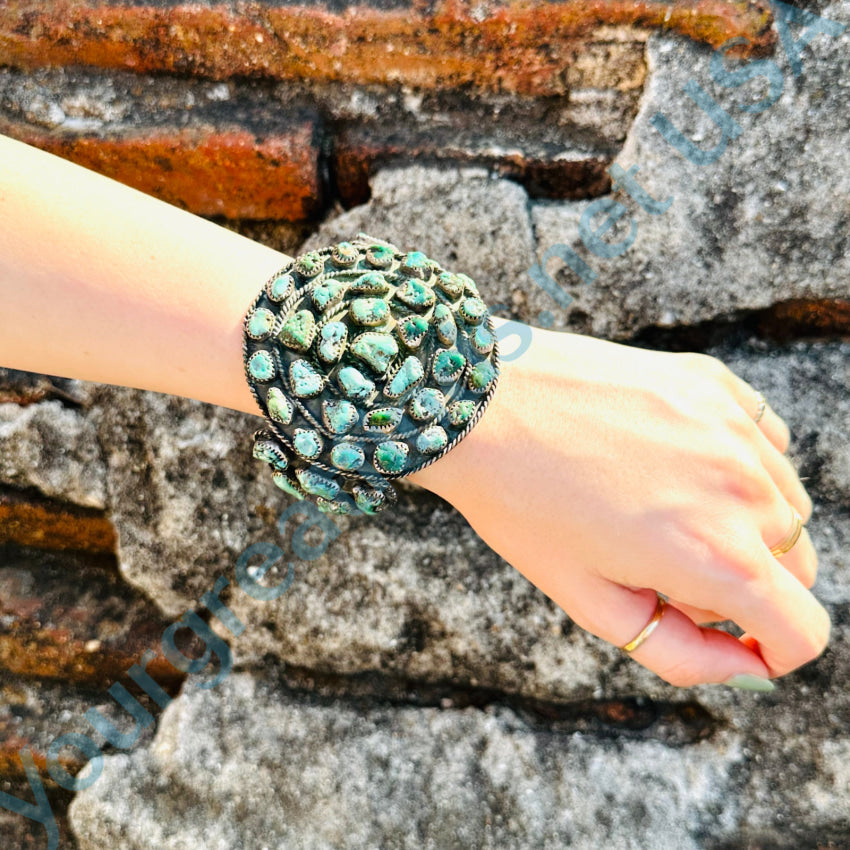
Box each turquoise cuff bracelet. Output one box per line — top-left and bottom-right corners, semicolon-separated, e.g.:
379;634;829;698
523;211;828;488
242;233;501;516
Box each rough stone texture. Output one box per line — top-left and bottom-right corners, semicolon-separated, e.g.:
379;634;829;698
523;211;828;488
0;400;107;510
300;162;539;320
0;67;323;221
67;669;850;850
530;4;850;338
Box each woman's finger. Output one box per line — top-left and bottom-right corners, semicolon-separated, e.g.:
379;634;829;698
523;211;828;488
665;596;728;625
578;581;772;688
759;494;818;589
687;519;831;678
754;427;813;522
711;359;791;453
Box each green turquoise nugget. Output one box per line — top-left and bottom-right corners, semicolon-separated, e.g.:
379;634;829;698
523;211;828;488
384;356;424;399
373;441;408;474
351;332;398;373
349;297;390;326
330;443;365;471
279;310;316;351
248;350;275;381
432;349;465;384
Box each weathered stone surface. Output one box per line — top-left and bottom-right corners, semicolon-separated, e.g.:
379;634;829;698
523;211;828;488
67;667;850;850
0;400;107;510
530;1;850;337
300;162;538;322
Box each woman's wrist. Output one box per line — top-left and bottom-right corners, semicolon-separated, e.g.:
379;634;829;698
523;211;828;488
404;315;525;504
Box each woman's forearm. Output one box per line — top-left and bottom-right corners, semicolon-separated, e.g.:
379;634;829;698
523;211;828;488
0;132;511;496
0;132;286;416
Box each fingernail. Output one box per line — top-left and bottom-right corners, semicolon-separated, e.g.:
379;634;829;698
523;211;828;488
723;674;776;692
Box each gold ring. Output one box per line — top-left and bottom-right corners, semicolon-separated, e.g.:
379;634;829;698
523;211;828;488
753;391;767;424
621;594;667;653
769;504;804;557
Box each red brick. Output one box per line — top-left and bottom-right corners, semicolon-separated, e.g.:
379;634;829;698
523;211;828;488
0;119;322;221
0;490;117;554
757;299;850;342
0;1;776;97
0;553;192;686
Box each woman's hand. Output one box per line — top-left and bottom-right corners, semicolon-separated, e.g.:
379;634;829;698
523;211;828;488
408;320;829;688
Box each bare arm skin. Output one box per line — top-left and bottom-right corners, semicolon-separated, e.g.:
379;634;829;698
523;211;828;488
0;133;828;688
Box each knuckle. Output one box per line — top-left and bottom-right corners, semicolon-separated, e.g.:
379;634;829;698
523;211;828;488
682;351;729;382
718;451;773;506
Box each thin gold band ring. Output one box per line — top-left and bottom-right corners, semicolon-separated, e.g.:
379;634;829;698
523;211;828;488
769;504;804;558
753;391;767;424
621;594;667;653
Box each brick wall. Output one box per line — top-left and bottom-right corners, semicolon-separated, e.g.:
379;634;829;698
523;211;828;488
0;2;794;846
0;1;773;233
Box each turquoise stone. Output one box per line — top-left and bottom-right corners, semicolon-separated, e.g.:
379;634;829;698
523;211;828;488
295;251;323;277
432;349;466;384
470;324;495;355
354;485;388;515
311;279;346;313
317;497;354;515
395;279;435;311
272;471;305;500
279;310;316;351
458;273;480;297
384;355;424;399
266;387;294;425
350;332;398;373
396;315;429;349
322;399;358;434
253;441;280;466
246;307;276;340
349;297;390;326
296;468;340;500
330;442;365;471
318;321;348;363
266;273;294;302
331;241;358;266
373;440;409;474
365;407;403;432
459;297;487;325
408;387;445;421
400;251;430;277
468;359;498;394
365;244;395;268
247;350;275;382
433;303;457;346
446;399;476;427
435;271;464;299
289;359;324;397
350;271;390;294
293;428;322;459
337;366;375;401
416;425;448;454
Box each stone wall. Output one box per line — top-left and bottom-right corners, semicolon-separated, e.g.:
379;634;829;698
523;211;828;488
1;1;849;847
